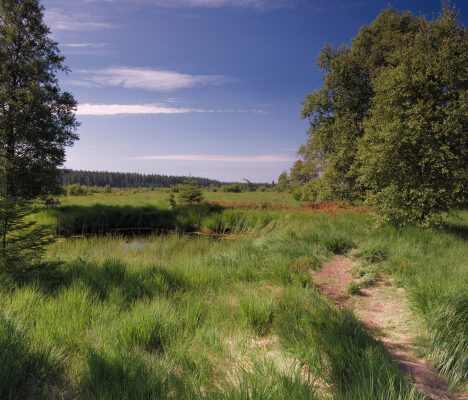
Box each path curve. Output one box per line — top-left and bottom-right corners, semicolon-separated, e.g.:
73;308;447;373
312;256;467;400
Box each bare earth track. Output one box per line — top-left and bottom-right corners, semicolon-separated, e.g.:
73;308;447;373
312;256;468;400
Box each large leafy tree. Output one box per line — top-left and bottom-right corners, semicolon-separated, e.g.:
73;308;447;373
357;7;468;224
289;145;320;185
299;4;467;224
300;7;423;201
0;0;78;268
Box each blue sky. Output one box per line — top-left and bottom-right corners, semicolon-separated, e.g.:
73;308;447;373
42;0;467;183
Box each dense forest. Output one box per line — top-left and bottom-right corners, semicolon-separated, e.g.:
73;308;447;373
59;169;268;189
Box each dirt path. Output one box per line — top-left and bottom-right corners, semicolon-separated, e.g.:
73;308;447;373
312;256;467;400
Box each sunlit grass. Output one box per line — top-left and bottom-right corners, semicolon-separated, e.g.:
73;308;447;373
1;196;466;398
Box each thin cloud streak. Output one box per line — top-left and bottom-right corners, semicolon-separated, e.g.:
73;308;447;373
74;67;229;91
76;104;203;116
128;154;295;163
76;103;268;115
62;42;110;48
45;9;113;31
82;0;294;9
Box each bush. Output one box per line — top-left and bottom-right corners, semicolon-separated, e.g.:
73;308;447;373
290;185;303;201
301;178;325;202
67;184;88;196
176;181;204;204
221;183;242;193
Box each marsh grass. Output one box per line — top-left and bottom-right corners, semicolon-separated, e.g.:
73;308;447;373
2;197;467;398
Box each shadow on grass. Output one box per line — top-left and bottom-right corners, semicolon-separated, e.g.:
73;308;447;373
0;315;57;399
11;258;190;302
441;221;468;241
41;202;225;237
80;349;169;399
277;289;423;399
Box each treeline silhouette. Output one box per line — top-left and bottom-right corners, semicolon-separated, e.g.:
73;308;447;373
59;170;269;189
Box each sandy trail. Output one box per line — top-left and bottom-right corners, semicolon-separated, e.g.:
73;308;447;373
312;256;467;400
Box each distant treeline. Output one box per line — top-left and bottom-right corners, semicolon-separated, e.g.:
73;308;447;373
59;170;270;189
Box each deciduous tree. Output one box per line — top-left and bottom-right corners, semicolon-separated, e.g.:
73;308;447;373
298;4;467;224
357;6;468;224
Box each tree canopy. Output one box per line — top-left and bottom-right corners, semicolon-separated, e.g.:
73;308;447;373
0;0;78;199
0;0;78;268
297;4;467;224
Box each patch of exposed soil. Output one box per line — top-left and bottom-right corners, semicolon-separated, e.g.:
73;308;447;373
311;256;354;304
312;256;467;400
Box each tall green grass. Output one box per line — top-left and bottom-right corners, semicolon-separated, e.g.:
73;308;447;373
357;215;468;388
2;202;467;397
34;203;280;236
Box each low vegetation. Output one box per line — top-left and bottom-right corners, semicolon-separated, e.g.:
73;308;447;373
1;191;466;398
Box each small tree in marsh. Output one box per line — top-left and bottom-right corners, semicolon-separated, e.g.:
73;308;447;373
0;0;78;270
276;172;290;192
176;180;204;204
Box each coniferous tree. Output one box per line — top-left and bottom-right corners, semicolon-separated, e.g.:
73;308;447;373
176;180;204;204
0;0;78;269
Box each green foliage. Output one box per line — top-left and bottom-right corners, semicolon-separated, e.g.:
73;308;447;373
298;5;468;224
60;169;234;189
176;180;204;204
0;0;78;200
0;196;54;271
300;7;424;202
0;0;78;270
290;185;303;201
300;177;332;202
276;172;290;192
67;184;89;196
169;193;177;209
289;145;320;186
357;6;468;225
221;183;243;193
346;281;361;296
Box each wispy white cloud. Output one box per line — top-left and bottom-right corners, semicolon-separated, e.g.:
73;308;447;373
62;42;110;48
74;67;229;91
76;103;267;116
82;0;293;9
45;9;113;31
76;103;204;116
127;154;295;162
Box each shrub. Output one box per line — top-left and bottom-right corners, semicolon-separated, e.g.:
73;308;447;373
221;183;242;193
67;184;88;196
176;181;204;204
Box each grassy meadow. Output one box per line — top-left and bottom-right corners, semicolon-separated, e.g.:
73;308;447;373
1;190;467;399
